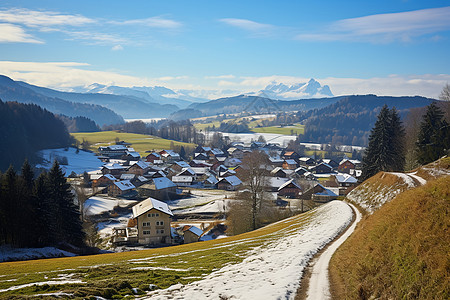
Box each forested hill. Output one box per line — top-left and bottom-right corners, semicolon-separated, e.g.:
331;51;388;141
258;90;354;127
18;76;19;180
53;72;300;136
299;95;437;146
0;75;123;126
0;100;73;170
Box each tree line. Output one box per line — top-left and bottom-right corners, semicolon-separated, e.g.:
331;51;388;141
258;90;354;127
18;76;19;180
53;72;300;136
361;101;449;181
0;160;84;248
0;100;73;171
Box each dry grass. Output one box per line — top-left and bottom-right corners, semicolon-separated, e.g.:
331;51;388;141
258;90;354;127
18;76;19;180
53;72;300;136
330;176;450;300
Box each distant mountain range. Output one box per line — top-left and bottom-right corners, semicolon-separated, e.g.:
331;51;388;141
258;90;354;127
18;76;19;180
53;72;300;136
247;79;334;100
0;75;123;126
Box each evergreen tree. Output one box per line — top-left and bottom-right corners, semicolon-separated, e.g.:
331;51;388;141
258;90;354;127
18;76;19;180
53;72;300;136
389;107;406;171
46;161;84;246
33;172;51;246
361;105;393;181
416;102;450;164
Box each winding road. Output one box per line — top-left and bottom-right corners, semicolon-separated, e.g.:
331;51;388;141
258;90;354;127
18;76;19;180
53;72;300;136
305;202;362;300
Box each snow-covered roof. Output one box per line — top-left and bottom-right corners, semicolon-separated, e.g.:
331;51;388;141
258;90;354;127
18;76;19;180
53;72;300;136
120;174;136;180
113;180;135;191
125;151;140;158
172;176;194;183
185;226;203;237
269;156;284;163
284;159;297;165
178;168;196;176
174;161;190;168
103;163;126;170
299;157;314;162
137;176;149;182
102;145;127;151
335;173;357;183
278;179;302;191
267;177;290;188
153;177;176;190
147;152;161;158
190;167;209;175
211;148;224;156
131;160;149;170
205;175;219;184
132;197;173;217
219;175;242;186
101;174;116;181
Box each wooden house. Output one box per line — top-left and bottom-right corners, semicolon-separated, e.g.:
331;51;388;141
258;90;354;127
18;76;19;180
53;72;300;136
92;174;117;188
278;179;302;198
310;162;334;174
101;163;126;177
146;152;161;163
108;180;135;197
132;197;173;245
127;161;150;176
183;226;203;244
299;157;316;167
338;159;356;174
282;151;300;162
217;175;242;191
282;159;298;170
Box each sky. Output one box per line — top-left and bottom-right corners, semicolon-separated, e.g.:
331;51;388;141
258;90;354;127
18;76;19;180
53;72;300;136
0;0;449;99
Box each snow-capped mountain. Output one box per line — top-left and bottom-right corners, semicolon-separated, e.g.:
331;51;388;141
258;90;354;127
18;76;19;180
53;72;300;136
248;78;333;100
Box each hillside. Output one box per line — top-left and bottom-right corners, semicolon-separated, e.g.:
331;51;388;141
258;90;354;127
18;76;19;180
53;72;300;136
347;158;450;214
330;174;449;299
0;201;353;299
0;75;123;126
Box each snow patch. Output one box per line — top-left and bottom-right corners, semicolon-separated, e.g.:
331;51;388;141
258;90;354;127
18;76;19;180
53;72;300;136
0;246;75;262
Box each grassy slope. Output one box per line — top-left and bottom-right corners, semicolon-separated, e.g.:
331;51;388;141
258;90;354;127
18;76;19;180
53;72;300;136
330;175;450;299
72;131;195;156
0;207;320;298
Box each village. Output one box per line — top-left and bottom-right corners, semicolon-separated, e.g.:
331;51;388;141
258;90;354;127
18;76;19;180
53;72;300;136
63;138;362;250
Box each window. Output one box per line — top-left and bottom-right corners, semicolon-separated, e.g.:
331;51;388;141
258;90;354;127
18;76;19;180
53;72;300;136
156;213;159;217
142;222;151;227
156;229;165;234
156;221;164;226
143;230;151;235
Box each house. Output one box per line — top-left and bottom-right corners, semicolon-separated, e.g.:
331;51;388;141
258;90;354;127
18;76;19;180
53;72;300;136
227;147;244;159
121;151;141;161
159;150;181;162
282;151;300;162
219;169;237;178
217;175;242;191
171;161;191;172
193;152;209;161
271;167;293;178
310;162;334;174
108;180;136;197
282;159;298;170
203;175;219;188
301;183;338;202
322;159;339;169
138;177;178;200
132;197;173;244
224;157;242;168
172;176;194;187
183;226;203;243
294;167;308;176
127;161;150;176
338;159;356;174
146;152;161;163
299;157;316;167
190;160;212;168
92;174;117;188
101;163;126;177
98;144;129;158
269;156;284;167
278;179;302;198
266;177;290;192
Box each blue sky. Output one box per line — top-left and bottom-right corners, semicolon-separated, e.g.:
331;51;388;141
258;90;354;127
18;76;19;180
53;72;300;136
0;0;449;98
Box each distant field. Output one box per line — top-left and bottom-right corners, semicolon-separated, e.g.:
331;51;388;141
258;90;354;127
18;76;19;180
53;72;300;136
0;204;339;298
304;150;352;158
72;131;195;155
251;124;304;135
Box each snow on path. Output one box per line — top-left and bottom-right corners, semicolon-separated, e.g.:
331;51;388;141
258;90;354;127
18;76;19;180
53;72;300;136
407;172;427;185
306;203;361;300
389;172;416;188
142;201;353;300
0;280;84;293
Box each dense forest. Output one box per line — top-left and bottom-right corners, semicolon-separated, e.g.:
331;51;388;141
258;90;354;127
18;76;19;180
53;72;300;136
0;100;73;171
58;115;100;133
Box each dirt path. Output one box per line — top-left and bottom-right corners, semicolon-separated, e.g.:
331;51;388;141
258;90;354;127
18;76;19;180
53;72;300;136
305;203;362;300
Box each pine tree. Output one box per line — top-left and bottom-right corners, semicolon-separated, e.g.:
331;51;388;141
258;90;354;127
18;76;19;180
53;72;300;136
416;102;450;164
389;107;406;171
361;105;393;181
46;161;85;246
33;172;51;246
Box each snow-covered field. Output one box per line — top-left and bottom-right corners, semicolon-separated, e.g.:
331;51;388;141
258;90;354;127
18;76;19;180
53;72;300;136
167;189;233;215
36;147;103;176
0;246;75;262
143;200;353;299
213;132;298;147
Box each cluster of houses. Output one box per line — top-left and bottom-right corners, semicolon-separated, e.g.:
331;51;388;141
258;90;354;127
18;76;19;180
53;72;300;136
89;140;361;246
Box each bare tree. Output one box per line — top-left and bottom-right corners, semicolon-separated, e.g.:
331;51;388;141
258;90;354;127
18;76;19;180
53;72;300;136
238;151;270;230
439;83;450;101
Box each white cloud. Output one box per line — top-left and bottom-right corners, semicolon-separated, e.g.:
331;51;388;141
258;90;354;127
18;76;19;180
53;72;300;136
0;23;43;43
296;6;450;43
219;18;277;37
111;45;123;51
204;75;236;80
65;31;127;45
111;16;182;29
0;61;447;99
0;8;95;27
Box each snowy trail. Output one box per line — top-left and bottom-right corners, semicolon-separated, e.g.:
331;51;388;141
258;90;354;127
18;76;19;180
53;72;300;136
306;203;362;300
407;172;427;185
141;201;353;300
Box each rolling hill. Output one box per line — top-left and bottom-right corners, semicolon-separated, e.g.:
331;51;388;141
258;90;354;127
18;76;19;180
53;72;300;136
0;75;124;127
